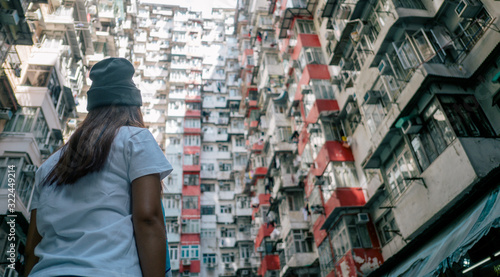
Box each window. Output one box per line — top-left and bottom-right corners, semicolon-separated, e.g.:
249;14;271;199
202;145;213;151
166;174;178;186
218;144;229;152
182;196;198;209
240;244;251;259
220;204;232;214
410;95;493;171
201;228;216;238
454;8;491;52
331;215;372;258
237;196;250;209
184;174;199;186
285;230;313;261
219;182;232;191
181;245;199;259
295;20;315;34
322;162;358;202
4;107;38;133
203;253;217;264
219;162;232;171
217;128;227;134
201;163;214;171
184;135;200;146
166;218;179;234
169;137;181;145
201;183;215;192
311;79;335;100
182;220;200;234
286;191;305;211
220;228;235;238
0;157;34;207
201;205;215;215
221;253;235;263
363;101;386;134
299;48;324;69
163;196;180;209
235;136;245;147
170;245;179;261
376;210;399;246
384;142;419;199
318;241;335;277
184;153;200;166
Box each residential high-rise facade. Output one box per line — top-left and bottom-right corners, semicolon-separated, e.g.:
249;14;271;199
2;0;500;276
237;0;500;276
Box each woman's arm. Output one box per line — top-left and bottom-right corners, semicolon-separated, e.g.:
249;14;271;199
132;173;166;277
25;209;42;275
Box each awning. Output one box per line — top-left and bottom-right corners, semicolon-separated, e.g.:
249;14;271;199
382;189;500;277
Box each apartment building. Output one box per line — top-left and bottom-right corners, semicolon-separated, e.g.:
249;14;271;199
238;0;500;276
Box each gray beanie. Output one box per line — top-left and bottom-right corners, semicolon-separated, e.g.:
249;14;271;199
86;58;142;111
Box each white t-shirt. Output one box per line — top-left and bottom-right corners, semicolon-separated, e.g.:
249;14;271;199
29;126;173;277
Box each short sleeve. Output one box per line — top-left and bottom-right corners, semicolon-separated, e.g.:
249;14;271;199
30;168;42;211
127;129;173;182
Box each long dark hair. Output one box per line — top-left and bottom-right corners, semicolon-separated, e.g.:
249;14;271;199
43;105;145;186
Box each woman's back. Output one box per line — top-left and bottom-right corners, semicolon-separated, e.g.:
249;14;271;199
29;126;172;277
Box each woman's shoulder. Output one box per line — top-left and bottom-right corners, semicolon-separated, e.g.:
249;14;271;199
117;126;149;139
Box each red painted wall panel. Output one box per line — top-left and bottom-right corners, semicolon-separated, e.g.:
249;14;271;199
313;215;328;247
323;187;365;218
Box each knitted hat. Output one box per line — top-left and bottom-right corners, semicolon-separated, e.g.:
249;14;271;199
86;58;142;111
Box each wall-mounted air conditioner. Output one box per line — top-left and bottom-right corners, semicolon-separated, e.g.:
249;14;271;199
356;213;370;224
455;0;482;18
401;116;423;135
276;243;285;250
256;246;265;252
345;102;358;115
0;10;19;25
181;258;191;265
364;90;381;104
377;60;390;75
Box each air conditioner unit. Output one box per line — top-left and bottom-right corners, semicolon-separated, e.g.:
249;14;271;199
182;272;190;277
338;57;352;72
356;213;370;224
0;9;19;25
182;258;191;265
364;90;381;104
256;246;265;252
455;0;482;18
301;85;312;94
276;242;285;250
401;116;423;135
225;263;232;269
0;108;13;120
181;219;188;225
377;60;389;75
175;195;181;199
242;269;249;275
270;168;279;176
345;102;358;115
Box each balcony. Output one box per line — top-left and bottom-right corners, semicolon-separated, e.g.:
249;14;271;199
280;211;310;241
167;232;180;243
257;255;280;276
312;141;355;176
200;170;216;179
387;137;500;239
255;224;274;250
236;205;252;217
219;237;237;248
335;249;383;277
217;214;234;223
322;187;366;229
217;171;232;180
219;191;235;200
281;252;319;275
185;109;201;117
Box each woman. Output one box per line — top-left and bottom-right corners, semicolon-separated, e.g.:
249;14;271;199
24;58;173;277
